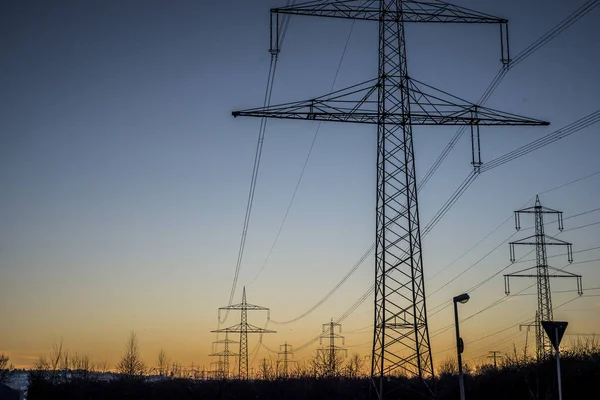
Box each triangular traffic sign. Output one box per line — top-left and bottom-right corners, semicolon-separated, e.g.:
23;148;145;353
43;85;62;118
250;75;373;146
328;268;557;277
541;321;568;351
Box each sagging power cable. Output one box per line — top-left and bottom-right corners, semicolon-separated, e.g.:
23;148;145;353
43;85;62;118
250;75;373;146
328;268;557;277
222;2;297;321
418;0;600;191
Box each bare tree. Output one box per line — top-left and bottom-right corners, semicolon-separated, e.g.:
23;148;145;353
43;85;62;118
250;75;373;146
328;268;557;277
258;358;274;380
170;362;185;378
70;352;92;381
30;340;66;384
93;359;110;374
117;331;147;378
437;356;458;376
157;348;169;377
0;354;13;384
345;353;365;378
310;349;346;377
291;360;310;378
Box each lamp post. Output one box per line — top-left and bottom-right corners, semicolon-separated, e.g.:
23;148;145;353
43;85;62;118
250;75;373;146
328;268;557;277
453;293;470;400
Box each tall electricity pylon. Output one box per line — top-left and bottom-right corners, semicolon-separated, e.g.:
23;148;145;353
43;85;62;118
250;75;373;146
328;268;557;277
505;195;582;358
277;342;296;378
318;319;347;376
232;1;548;397
209;332;239;379
212;287;275;379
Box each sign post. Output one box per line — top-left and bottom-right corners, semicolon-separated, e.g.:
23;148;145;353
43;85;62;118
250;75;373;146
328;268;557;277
542;321;568;400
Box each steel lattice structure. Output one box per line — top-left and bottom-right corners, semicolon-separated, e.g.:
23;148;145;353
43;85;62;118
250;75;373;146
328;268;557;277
318;319;347;376
232;1;548;398
212;287;275;379
209;332;239;379
505;196;582;359
277;343;296;378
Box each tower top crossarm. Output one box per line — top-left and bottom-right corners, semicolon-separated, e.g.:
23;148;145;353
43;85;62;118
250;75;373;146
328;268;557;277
514;195;565;231
211;323;276;334
271;0;508;24
218;287;271;319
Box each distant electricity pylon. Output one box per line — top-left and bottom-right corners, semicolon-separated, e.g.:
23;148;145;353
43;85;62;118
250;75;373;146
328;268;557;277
318;319;347;376
520;316;538;359
277;342;296;378
232;1;548;397
209;360;225;380
212;287;275;379
487;351;503;368
505;195;582;359
209;331;239;379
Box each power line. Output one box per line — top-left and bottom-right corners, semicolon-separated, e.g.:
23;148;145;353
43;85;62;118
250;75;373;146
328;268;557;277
270;242;372;325
264;110;600;327
431;257;581;341
512;244;600;265
511;286;600;297
427;203;600;312
247;19;357;286
426;211;515;283
223;0;301;317
238;1;600;333
287;188;597;340
224;19;284;321
427;230;519;297
418;0;600;191
509;0;600;68
480;109;600;172
538;170;600;195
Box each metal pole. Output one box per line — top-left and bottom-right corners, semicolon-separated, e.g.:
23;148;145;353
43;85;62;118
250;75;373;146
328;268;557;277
454;301;465;400
556;327;563;400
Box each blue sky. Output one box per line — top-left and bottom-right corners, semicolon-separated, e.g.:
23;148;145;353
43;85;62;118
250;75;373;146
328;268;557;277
1;0;599;370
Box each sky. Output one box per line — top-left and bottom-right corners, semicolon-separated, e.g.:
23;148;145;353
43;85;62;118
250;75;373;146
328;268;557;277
1;0;599;373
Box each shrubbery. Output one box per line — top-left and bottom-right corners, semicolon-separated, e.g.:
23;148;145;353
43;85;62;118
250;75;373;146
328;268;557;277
27;340;600;400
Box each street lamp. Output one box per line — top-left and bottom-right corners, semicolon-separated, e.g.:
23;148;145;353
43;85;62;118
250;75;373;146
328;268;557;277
453;293;470;400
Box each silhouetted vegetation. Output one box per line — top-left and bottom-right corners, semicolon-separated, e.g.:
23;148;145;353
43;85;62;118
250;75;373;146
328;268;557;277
116;331;147;379
0;353;14;384
27;339;599;400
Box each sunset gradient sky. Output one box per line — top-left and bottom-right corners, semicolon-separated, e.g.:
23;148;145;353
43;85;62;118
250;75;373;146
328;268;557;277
1;0;599;372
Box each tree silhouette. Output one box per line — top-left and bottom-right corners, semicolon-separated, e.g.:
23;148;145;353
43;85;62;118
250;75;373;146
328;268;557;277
156;348;169;377
0;353;13;384
117;331;147;378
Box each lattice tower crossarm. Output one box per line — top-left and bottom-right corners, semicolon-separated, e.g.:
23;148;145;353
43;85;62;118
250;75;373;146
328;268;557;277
231;1;549;397
505;196;582;358
212;287;275;379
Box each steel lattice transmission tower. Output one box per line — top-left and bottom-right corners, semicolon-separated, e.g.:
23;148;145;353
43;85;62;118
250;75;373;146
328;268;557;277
212;287;275;379
277;342;296;378
209;332;239;379
505;196;582;359
519;315;538;359
318;319;347;376
232;1;548;397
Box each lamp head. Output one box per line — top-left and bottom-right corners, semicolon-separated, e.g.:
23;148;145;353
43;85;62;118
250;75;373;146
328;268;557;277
453;293;470;304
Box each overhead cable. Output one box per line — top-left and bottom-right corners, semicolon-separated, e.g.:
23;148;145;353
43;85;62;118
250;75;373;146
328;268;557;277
418;0;599;191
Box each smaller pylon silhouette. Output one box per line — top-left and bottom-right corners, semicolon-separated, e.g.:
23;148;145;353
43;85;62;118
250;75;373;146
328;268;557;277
209;332;239;379
212;287;275;379
318;319;347;376
519;315;538;360
487;351;503;368
277;342;296;378
505;195;583;358
209;360;225;380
